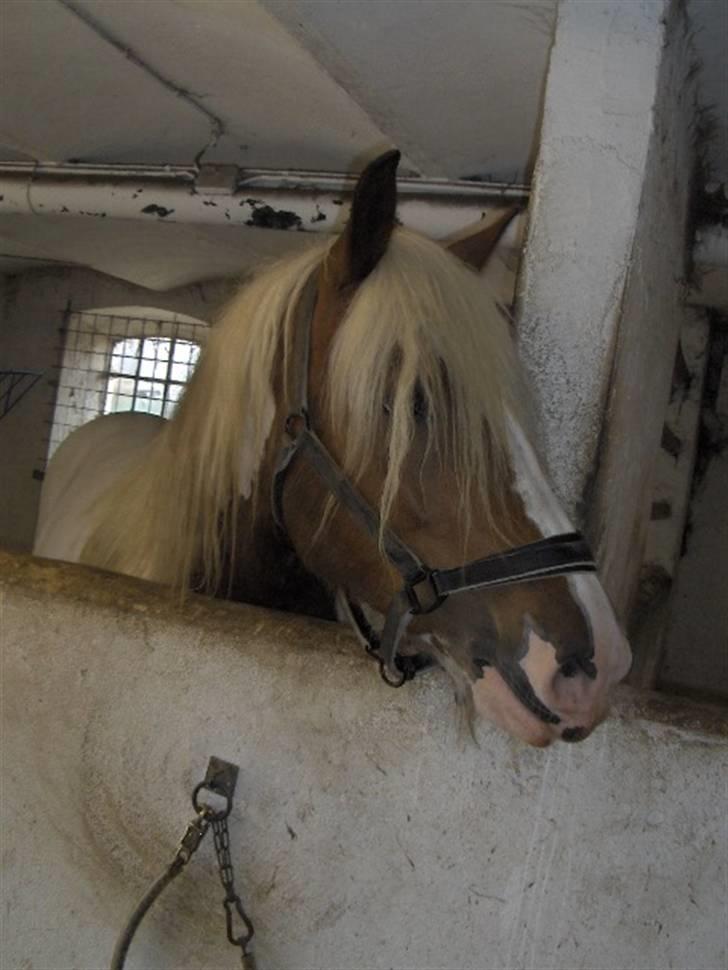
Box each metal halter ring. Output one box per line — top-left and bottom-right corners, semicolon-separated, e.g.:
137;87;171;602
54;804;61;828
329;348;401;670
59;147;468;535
284;410;309;440
378;658;409;688
192;781;233;821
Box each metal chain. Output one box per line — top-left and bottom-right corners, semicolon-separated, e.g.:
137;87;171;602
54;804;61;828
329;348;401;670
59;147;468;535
110;757;258;970
211;817;256;968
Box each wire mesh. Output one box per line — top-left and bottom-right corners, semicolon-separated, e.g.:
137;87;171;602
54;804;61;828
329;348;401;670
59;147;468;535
43;310;207;468
0;370;43;420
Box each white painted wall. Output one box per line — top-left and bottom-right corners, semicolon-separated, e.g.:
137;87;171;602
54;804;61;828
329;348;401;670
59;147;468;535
2;552;726;970
4;424;716;959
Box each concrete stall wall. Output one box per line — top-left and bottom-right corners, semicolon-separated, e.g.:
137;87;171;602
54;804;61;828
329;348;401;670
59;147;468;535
2;552;726;970
0;267;235;551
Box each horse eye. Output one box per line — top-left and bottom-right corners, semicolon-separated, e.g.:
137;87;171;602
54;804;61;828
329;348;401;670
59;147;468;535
382;385;427;421
413;382;428;421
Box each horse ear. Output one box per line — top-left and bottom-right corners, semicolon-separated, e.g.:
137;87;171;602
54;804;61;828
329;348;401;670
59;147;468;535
336;149;401;286
444;206;521;271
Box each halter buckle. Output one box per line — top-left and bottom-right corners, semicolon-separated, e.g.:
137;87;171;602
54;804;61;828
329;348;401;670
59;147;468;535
405;569;445;615
284;409;310;440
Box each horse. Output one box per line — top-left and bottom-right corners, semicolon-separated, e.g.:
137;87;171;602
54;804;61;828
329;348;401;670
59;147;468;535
34;150;631;747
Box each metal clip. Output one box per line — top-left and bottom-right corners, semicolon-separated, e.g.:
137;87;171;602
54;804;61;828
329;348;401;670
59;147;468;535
175;811;211;865
223;894;255;949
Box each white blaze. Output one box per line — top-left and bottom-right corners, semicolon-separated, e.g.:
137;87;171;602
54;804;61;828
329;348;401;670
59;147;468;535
506;414;632;718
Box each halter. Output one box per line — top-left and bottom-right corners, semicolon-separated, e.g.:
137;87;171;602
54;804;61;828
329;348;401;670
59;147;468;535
272;273;598;725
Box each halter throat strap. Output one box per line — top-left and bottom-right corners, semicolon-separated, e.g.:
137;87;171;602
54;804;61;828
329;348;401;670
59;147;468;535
271;273;598;724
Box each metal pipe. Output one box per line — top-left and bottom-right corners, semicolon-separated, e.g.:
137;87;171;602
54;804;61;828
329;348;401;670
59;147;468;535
0;161;530;198
0;162;529;238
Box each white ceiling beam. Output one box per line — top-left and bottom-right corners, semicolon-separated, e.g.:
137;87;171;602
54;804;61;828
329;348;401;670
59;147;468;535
0;162;528;241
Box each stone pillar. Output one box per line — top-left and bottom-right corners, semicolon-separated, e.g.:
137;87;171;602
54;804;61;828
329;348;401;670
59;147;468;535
517;0;698;617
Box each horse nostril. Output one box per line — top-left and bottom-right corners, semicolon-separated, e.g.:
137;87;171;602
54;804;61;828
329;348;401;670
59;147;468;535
562;726;588;743
560;655;598;680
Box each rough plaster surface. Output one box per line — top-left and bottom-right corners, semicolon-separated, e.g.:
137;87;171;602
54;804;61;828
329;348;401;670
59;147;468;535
517;0;668;519
2;552;727;970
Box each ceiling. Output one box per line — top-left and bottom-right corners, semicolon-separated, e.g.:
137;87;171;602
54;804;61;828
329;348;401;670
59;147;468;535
2;0;558;178
0;0;725;289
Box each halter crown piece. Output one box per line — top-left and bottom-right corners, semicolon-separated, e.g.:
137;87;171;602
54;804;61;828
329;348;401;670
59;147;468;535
271;273;598;725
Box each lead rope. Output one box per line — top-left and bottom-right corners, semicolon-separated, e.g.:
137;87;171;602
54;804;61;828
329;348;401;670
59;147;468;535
110;757;257;970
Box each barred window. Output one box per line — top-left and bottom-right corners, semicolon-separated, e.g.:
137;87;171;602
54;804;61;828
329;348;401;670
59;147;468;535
46;308;207;464
103;336;200;419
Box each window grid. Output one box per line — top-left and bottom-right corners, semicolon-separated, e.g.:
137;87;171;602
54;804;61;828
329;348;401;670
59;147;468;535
103;335;200;419
43;310;206;468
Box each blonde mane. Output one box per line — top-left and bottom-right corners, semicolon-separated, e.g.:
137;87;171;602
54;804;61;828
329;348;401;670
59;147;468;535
82;228;527;591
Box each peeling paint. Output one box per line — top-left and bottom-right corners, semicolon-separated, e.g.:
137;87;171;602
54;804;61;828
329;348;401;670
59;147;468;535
244;201;303;231
140;203;174;218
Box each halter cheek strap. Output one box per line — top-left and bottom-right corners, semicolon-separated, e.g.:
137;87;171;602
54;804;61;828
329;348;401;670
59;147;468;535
271;273;598;725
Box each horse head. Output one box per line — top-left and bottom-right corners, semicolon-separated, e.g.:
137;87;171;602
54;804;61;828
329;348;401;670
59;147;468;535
273;151;631;746
71;150;631;747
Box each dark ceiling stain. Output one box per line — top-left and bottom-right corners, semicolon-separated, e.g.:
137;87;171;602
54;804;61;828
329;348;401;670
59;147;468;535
244;199;304;231
141;203;174;218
